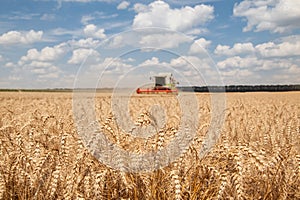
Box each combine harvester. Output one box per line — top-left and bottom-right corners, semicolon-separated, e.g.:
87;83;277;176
136;73;178;94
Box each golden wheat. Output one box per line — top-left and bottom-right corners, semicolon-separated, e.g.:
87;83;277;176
0;91;299;199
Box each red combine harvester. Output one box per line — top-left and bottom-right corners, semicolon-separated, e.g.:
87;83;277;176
136;73;178;94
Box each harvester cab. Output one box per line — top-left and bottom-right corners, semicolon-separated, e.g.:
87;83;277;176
136;73;178;94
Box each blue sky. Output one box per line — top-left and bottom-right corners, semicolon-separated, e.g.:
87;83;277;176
0;0;299;88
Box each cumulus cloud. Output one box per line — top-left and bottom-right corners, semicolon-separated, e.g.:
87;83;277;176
214;43;255;56
216;53;300;85
234;0;300;33
215;36;300;74
217;56;259;69
20;43;68;63
288;65;300;74
0;30;43;45
68;38;100;48
117;1;130;10
5;62;15;68
217;55;295;72
170;56;212;70
107;35;124;48
83;24;106;39
49;28;81;37
220;68;255;85
90;57;132;75
221;69;253;77
169;55;218;85
139;32;190;49
20;60;61;80
256;40;300;57
38;73;60;79
132;1;214;32
189;38;211;55
214;36;300;58
27;61;55;68
68;48;100;64
133;3;148;13
139;57;163;67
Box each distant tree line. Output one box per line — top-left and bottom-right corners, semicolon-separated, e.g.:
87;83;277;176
0;88;73;92
178;84;300;93
1;85;299;93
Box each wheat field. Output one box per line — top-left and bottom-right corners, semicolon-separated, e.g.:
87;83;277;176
0;91;299;199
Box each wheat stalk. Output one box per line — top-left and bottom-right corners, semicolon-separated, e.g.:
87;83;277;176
171;162;182;200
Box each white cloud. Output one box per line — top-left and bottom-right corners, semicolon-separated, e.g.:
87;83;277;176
5;62;15;68
288;65;300;74
68;38;100;48
128;55;213;86
169;56;217;85
217;55;295;73
90;57;132;75
107;35;124;48
139;57;161;67
139;33;190;49
68;48;100;64
216;54;300;85
215;36;300;58
75;56;133;88
103;28;193;50
20;43;68;63
132;1;214;32
170;56;211;70
20;60;61;80
214;42;255;56
117;1;130;10
138;56;208;73
31;68;46;75
49;28;81;37
256;40;300;57
220;68;255;85
217;56;259;69
83;24;106;39
185;28;208;36
234;0;300;33
28;61;55;69
133;3;148;13
272;73;300;84
214;45;230;55
221;69;253;77
189;38;211;55
38;72;59;79
262;59;294;70
0;30;43;45
0;54;3;62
